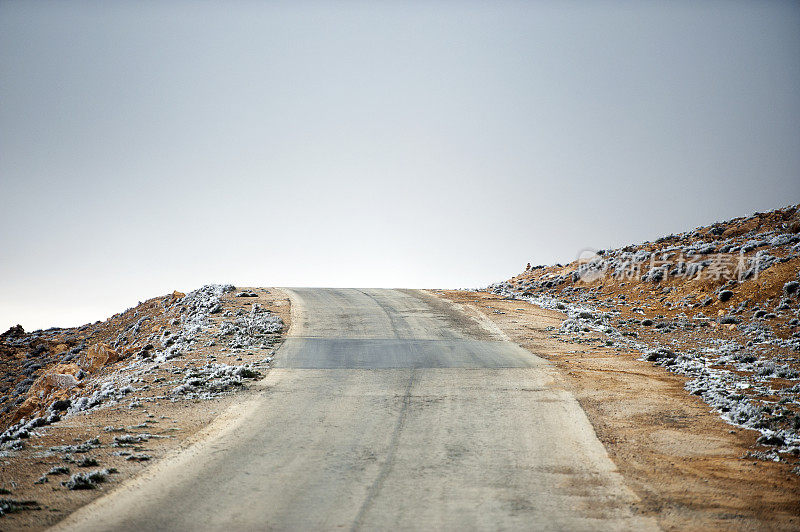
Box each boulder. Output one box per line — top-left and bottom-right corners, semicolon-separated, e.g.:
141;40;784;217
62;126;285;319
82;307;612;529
81;344;120;372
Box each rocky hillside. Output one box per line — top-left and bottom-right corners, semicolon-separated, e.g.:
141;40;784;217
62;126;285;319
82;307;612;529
490;204;800;467
0;285;284;444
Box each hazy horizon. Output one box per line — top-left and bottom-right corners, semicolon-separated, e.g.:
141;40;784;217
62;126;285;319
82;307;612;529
2;1;799;331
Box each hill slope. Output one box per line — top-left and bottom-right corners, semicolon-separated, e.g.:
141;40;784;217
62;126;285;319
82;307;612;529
490;204;800;465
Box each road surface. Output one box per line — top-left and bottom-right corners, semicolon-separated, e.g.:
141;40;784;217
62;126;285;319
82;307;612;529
55;288;657;531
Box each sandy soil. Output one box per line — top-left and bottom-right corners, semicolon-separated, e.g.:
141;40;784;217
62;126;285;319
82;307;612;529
0;288;290;531
435;289;800;531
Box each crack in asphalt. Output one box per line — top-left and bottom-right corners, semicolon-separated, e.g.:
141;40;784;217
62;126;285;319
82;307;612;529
350;367;417;531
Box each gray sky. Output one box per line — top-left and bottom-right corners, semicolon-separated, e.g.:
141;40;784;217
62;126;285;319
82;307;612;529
2;1;799;331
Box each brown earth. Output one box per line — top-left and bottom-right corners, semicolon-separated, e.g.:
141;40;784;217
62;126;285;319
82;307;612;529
0;288;290;531
0;290;188;431
436;289;800;531
496;204;800;455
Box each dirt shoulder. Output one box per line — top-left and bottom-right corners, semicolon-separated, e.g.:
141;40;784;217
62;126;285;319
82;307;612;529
0;287;290;531
435;289;800;531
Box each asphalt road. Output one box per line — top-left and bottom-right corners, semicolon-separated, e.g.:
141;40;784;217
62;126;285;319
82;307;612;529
55;288;657;531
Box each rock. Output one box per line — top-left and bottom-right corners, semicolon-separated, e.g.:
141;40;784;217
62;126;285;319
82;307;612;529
644;348;676;361
756;433;785;446
30;344;47;356
234;367;260;379
641;319;654;326
82;344;121;372
50;399;71;412
784;281;799;297
61;469;114;490
718;290;734;302
719;316;739;325
48;373;78;390
126;454;151;462
642;267;666;283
